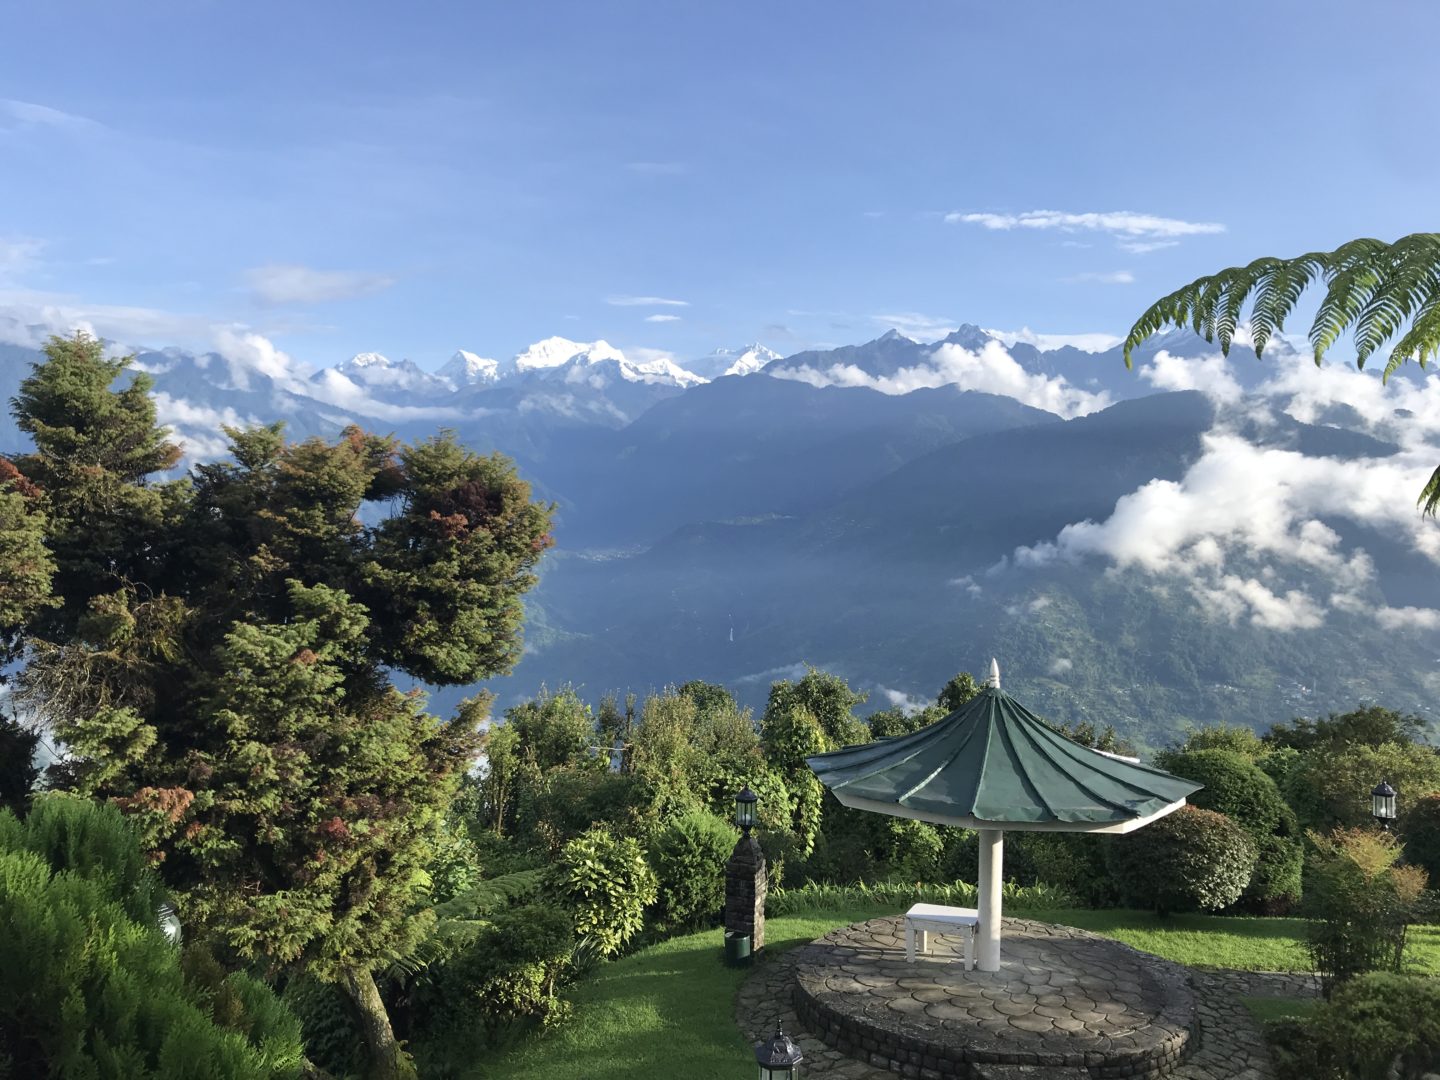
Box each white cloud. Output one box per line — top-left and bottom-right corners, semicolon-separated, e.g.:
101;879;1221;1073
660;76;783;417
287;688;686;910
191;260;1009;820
771;339;1111;419
985;326;1122;353
948;209;1225;241
0;238;44;282
1014;406;1440;631
877;686;929;715
606;295;689;307
1065;271;1135;285
1118;240;1179;255
871;312;956;341
644;313;682;323
1140;349;1244;404
245;264;395;306
0;290;215;349
0;99;99;132
1047;658;1074;676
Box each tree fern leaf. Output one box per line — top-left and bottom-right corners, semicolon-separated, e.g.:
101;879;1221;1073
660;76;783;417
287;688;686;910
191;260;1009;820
1386;302;1440;381
1420;462;1440;518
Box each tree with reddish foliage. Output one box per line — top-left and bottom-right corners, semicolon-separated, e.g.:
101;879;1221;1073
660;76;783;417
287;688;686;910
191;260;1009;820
10;332;554;1080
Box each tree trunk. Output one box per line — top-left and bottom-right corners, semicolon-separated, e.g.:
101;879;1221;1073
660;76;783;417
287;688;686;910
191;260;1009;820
340;965;416;1080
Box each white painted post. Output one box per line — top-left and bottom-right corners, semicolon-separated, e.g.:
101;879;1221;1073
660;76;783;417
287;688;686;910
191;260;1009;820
977;827;1004;972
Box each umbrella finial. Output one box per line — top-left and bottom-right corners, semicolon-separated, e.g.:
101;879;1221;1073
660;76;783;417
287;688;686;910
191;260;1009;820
990;657;1000;688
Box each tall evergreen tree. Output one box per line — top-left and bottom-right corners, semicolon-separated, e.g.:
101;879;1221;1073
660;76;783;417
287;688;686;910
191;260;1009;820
12;332;554;1080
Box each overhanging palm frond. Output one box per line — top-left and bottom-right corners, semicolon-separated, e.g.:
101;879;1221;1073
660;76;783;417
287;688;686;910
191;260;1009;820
1124;232;1440;514
1123;233;1440;380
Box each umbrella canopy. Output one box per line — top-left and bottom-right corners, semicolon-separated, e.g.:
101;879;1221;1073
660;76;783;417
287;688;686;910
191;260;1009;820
807;683;1200;833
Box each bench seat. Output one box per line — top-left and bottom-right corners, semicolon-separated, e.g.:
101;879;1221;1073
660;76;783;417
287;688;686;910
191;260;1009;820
903;902;978;970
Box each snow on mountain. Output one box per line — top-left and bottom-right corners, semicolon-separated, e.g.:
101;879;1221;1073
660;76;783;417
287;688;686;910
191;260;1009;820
440;349;500;386
684;344;781;380
506;337;704;388
326;351;450;395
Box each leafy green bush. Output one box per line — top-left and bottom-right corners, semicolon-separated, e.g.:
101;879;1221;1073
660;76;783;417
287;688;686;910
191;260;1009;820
1267;974;1440;1080
1245;833;1305;915
1106;806;1257;915
1160;749;1296;838
1011;832;1118;908
1327;972;1440;1079
1402;792;1440;883
0;797;303;1079
1266;1017;1340;1080
546;828;657;956
280;977;363;1080
648;810;738;931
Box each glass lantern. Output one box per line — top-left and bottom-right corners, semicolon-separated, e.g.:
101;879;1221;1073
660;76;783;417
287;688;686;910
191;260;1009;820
157;901;182;946
1372;779;1397;829
755;1022;802;1080
735;785;758;836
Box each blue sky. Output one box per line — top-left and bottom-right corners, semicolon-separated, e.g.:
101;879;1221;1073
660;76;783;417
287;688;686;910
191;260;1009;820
2;0;1436;369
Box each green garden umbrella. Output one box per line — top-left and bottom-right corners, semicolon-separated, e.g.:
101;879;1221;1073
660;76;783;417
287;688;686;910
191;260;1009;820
806;660;1201;971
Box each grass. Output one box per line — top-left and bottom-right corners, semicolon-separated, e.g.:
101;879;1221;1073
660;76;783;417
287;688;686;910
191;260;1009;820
457;905;1440;1080
461;905;890;1080
1241;996;1322;1024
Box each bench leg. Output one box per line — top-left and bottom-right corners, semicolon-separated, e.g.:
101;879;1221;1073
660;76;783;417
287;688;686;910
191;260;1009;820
905;923;915;963
964;929;975;972
918;929;928;956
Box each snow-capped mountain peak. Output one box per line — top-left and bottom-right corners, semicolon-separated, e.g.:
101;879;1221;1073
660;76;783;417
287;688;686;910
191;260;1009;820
323;351;448;395
440;349;500;386
511;336;625;374
683;343;781;380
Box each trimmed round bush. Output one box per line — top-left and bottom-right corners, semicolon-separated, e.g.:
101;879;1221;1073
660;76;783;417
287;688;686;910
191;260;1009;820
648;809;738;931
1161;748;1302;912
1161;749;1296;838
1106;806;1257;914
546;827;657;956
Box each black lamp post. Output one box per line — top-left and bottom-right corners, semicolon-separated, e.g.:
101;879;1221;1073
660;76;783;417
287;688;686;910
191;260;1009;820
1372;779;1398;830
735;785;758;837
755;1021;803;1080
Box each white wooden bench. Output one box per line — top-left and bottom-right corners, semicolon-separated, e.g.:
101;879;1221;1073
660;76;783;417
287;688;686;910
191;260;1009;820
904;902;978;970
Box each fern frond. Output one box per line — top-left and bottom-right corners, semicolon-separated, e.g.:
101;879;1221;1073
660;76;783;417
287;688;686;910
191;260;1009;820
1420;463;1440;518
1248;254;1325;356
1388;300;1440;382
433;867;544;921
1309;238;1389;364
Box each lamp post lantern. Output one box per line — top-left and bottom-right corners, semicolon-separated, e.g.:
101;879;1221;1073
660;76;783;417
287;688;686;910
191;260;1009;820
735;785;758;837
755;1021;803;1080
1372;779;1398;830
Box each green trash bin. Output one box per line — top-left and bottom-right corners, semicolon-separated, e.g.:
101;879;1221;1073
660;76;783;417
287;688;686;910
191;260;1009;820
724;931;751;966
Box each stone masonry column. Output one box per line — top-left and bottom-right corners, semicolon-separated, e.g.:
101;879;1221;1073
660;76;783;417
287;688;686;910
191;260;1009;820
725;834;767;954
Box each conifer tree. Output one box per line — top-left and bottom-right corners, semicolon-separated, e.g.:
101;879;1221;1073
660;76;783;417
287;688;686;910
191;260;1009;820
11;332;554;1080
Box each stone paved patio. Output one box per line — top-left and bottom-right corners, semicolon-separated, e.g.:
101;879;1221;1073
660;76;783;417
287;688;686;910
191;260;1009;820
736;915;1317;1080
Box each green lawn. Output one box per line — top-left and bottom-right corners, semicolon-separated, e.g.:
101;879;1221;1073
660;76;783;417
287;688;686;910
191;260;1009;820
1241;996;1322;1024
456;906;1440;1080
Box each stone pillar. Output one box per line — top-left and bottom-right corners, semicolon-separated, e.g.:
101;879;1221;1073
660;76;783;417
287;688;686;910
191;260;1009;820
978;827;1004;972
725;834;767;954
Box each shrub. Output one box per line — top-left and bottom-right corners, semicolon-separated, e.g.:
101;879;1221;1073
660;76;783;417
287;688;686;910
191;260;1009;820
1244;834;1305;915
0;797;303;1079
1402;792;1440;883
1011;832;1118;908
546;828;657;956
1267;974;1440;1080
648;810;738;931
1305;826;1428;996
280;977;363;1080
1327;972;1440;1080
1106;806;1257;915
1160;749;1295;838
430;903;575;1029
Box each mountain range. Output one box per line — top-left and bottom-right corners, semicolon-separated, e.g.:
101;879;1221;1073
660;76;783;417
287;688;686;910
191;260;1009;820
2;319;1437;747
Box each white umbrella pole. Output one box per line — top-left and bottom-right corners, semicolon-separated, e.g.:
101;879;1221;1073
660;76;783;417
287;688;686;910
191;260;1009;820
977;827;1003;971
